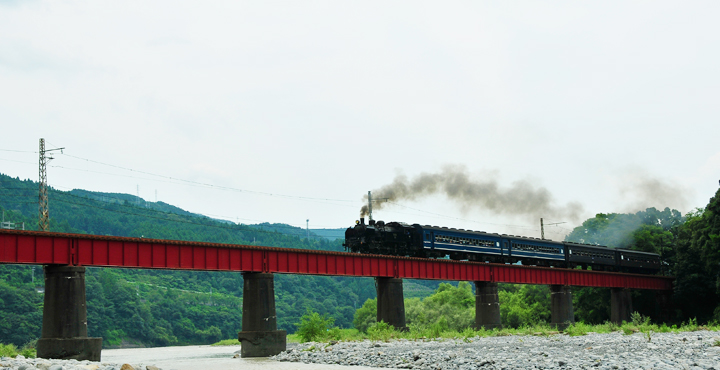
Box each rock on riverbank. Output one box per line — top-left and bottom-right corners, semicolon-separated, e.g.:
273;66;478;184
273;331;720;369
0;356;161;370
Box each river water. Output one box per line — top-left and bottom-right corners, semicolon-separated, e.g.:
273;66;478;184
101;345;377;370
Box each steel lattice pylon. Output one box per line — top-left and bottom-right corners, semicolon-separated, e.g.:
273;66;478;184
38;138;49;231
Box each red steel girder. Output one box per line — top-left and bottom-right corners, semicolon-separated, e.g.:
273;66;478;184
0;229;673;290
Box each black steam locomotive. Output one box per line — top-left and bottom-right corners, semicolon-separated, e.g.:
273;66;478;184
344;218;661;274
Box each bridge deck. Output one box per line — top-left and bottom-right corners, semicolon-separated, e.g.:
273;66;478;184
0;229;673;290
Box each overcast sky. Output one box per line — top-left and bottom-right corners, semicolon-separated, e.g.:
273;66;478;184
1;1;718;240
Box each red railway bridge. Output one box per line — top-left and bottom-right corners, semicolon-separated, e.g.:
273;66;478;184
0;229;674;359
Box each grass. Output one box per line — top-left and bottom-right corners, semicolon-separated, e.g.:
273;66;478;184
0;343;36;358
210;339;241;346
211;314;720;346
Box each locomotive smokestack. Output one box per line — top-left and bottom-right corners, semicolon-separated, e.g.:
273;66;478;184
360;217;365;225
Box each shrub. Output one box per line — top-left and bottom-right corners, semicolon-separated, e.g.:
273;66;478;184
681;317;699;332
0;343;18;358
367;321;395;342
295;310;335;343
630;311;647;327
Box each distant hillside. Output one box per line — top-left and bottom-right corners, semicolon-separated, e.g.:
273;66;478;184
69;189;204;218
310;228;346;241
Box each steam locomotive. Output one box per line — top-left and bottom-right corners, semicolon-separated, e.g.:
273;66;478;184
344;218;662;274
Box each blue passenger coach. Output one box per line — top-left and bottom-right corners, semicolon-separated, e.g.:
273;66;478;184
415;225;565;265
415;225;504;261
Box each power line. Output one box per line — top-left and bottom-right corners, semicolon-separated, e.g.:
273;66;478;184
50;197;328;239
0;158;37;165
46;164;361;211
0;149;37;153
59;152;356;203
0;184;344;231
42;188;340;236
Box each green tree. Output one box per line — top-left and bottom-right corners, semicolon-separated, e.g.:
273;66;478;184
572;287;610;324
674;188;720;322
498;284;550;328
353;298;377;333
404;282;475;332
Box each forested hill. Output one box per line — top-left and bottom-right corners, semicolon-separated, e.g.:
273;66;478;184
0;172;385;348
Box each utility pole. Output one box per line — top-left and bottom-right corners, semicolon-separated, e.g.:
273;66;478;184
306;219;309;241
38;138;64;231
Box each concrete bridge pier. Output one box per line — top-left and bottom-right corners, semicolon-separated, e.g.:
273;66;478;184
37;265;102;361
238;273;286;357
655;290;673;323
474;281;502;330
611;288;633;324
550;285;574;330
376;277;407;330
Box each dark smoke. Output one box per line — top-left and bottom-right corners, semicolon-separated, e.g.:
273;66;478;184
360;166;584;222
618;174;691;213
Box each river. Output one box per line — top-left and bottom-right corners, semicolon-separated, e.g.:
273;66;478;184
101;344;378;370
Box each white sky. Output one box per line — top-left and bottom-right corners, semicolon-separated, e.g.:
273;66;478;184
1;1;719;240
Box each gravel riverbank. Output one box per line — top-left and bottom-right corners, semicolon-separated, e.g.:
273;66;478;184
0;356;161;370
273;331;720;370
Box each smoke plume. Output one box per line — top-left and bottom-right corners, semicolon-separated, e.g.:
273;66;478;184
360;166;584;223
617;173;691;213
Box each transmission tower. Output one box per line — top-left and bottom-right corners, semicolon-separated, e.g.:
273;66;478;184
39;139;49;230
38;138;64;231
